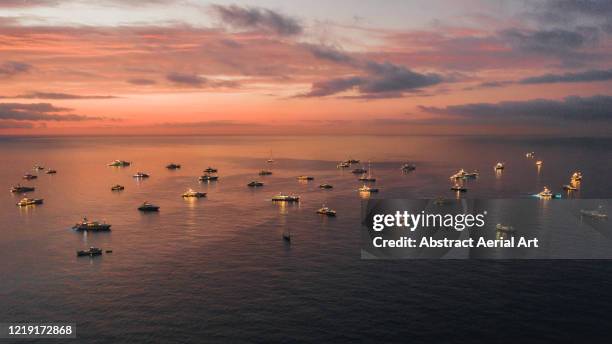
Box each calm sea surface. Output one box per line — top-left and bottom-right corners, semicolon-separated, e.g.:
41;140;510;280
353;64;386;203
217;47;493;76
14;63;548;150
1;135;612;343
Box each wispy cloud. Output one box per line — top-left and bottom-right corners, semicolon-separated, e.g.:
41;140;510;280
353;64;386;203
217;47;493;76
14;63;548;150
0;61;31;77
420;95;612;123
210;4;302;36
0;92;117;99
0;102;112;121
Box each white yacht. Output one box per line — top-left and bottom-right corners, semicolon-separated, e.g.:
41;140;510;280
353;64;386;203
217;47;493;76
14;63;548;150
536;186;553;198
358;185;378;193
182;189;206;198
494;162;504;170
317;205;337;216
271;193;300;202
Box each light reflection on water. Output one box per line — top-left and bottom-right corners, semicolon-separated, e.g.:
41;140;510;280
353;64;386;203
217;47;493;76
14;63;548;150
1;135;612;342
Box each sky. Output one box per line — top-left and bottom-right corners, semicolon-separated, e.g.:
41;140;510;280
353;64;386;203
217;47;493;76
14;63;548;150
1;0;611;136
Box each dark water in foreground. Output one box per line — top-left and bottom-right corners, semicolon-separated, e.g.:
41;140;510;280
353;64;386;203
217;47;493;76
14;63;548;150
1;135;612;343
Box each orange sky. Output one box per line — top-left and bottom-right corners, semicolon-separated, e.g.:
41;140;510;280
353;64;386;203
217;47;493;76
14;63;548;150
1;1;611;136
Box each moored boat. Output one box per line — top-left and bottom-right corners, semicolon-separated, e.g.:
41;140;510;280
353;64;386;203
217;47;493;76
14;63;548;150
271;193;300;202
77;247;103;257
258;170;273;176
72;217;111;231
319;183;333;189
133;172;150;178
166;163;181;169
247;181;264;187
182;189;206;198
494;162;504;170
450;183;467;192
10;184;35;193
203;167;218;173
358;185;378;193
16;198;43;206
111;184;125;191
198;173;219;182
297;175;314;181
138;202;160;211
108;160;130;167
23;173;37;180
317;205;336;216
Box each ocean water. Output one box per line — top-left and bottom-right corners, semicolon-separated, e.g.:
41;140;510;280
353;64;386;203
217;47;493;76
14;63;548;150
1;135;612;343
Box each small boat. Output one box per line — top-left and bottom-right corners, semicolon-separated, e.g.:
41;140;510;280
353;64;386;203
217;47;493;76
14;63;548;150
23;173;37;180
258;170;273;176
77;247;103;257
72;217;111;231
494;162;504;170
105;250;113;253
198;173;219;182
111;184;125;191
450;183;467;192
203;167;218;173
359;162;376;182
526;152;535;158
45;169;57;174
317;205;337;216
271;193;300;202
297;175;314;181
401;163;416;172
450;169;474;179
133;172;150;178
33;165;44;170
16;198;43;206
351;167;367;174
346;158;360;164
138;202;160;211
247;181;264;187
166;163;181;169
562;184;577;191
536;160;543;166
580;206;608;219
182;189;206;198
319;183;333;189
571;171;582;181
533;186;561;199
10;184;35;193
496;224;515;232
358;185;379;193
337;162;350;168
108;160;130;167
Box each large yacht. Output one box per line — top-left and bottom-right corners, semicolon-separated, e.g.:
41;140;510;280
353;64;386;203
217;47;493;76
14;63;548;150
317;205;337;216
271;193;300;202
23;173;37;180
10;184;35;193
450;169;478;179
535;186;554;199
182;189;206;198
247;181;264;187
16;198;43;206
72;217;111;231
77;247;103;257
108;160;131;167
358;185;378;193
138;202;160;211
133;172;150;178
199;173;219;182
166;163;181;169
